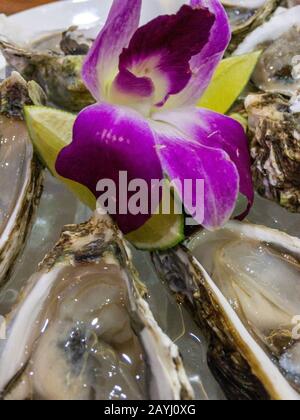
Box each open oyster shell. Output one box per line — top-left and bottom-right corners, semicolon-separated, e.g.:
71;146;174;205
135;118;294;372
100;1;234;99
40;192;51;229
153;221;300;400
235;6;300;96
222;0;280;53
0;37;94;112
246;92;300;212
0;72;43;287
0;214;194;401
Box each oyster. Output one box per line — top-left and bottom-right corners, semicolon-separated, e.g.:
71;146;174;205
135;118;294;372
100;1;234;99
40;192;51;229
0;72;43;287
0;214;194;400
0;38;94;112
153;221;300;400
246;92;300;212
222;0;280;53
30;26;95;56
59;26;95;56
235;6;300;96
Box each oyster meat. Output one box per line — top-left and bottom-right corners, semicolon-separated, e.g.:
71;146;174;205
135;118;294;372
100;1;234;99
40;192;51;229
59;26;95;56
0;72;43;287
222;0;280;53
153;221;300;400
235;6;300;96
246;92;300;212
0;214;193;401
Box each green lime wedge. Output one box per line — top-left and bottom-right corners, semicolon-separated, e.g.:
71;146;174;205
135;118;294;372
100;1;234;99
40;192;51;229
126;199;185;251
198;51;262;114
24;105;185;250
24;105;96;209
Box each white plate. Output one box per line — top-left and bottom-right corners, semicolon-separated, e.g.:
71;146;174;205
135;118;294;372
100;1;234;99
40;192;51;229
0;0;186;75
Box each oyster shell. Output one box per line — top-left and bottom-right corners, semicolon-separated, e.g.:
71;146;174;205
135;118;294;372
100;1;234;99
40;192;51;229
0;38;94;112
0;72;43;287
153;221;300;400
245;92;300;212
59;26;95;56
235;6;300;96
222;0;280;53
0;214;194;401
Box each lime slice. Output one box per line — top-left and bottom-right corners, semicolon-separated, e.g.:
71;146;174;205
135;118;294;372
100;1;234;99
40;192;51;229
24;105;185;250
198;51;261;114
126;211;184;251
24;105;96;209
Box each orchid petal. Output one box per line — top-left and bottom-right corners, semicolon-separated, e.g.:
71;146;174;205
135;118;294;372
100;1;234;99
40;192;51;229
112;5;215;108
56;103;163;234
82;0;142;102
164;0;231;109
153;107;254;219
151;122;240;230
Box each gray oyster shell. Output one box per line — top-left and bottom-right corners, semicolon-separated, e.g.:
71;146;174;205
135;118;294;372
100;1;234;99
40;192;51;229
0;38;94;112
234;5;300;96
223;0;280;53
59;26;94;56
152;221;300;400
0;73;43;287
0;214;194;401
252;25;300;97
246;92;300;212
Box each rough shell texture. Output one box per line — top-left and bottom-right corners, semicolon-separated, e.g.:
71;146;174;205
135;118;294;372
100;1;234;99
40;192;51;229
246;93;300;212
0;73;43;287
0;40;94;112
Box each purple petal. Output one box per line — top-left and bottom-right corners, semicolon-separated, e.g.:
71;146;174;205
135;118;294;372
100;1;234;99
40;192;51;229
56;103;163;234
113;5;215;107
153;107;254;219
165;0;231;109
152;123;240;230
82;0;142;101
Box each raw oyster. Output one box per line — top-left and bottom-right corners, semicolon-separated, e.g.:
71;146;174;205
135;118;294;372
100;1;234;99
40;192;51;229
222;0;280;53
59;26;95;56
30;26;95;56
0;38;94;112
0;214;194;401
153;221;300;400
235;6;300;96
253;26;300;96
245;92;300;212
0;72;43;287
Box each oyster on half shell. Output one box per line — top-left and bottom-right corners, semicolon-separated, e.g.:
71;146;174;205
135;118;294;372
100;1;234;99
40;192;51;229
235;6;300;96
222;0;280;53
0;214;193;401
152;221;300;400
246;92;300;212
0;72;43;287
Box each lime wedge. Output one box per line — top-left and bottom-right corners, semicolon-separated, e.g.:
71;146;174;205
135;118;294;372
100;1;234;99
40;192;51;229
24;106;96;209
24;105;185;250
198;51;261;114
126;204;185;251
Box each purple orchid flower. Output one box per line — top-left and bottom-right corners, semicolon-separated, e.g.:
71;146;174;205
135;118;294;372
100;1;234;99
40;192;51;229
56;0;254;234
